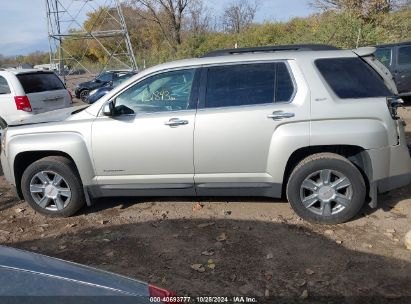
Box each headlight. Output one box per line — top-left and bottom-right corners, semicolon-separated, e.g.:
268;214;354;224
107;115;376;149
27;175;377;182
1;128;7;155
89;89;98;96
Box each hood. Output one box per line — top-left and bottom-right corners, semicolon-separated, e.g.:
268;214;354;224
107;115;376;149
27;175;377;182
9;105;89;126
353;47;398;95
0;246;148;296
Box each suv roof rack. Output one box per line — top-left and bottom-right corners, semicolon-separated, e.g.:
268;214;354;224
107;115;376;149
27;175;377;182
202;44;340;57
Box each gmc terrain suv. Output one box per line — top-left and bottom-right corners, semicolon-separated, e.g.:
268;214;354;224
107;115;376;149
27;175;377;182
2;44;410;224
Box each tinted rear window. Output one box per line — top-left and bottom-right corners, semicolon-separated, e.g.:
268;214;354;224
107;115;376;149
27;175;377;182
17;73;65;94
315;57;391;99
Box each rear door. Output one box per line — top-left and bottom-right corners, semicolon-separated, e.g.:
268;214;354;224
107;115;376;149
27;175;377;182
16;72;70;113
193;61;309;195
395;45;411;95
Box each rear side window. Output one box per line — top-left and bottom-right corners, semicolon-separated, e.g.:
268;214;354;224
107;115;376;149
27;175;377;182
0;76;11;94
205;62;294;108
17;73;65;94
398;46;411;65
315;58;391;99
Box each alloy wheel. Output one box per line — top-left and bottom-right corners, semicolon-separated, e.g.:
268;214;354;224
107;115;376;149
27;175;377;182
299;169;352;216
29;171;72;211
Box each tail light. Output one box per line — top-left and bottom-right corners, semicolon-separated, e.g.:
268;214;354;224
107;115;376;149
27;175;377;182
67;90;73;104
148;284;176;304
386;96;403;120
14;96;32;112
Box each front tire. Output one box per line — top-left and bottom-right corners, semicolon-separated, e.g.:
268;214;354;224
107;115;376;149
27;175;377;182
79;89;90;102
286;153;366;224
21;156;86;217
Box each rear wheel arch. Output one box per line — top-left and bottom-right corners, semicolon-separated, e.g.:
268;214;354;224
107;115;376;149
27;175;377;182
282;145;372;198
14;151;81;199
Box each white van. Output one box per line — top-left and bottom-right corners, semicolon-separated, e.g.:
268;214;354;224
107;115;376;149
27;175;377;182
0;69;72;134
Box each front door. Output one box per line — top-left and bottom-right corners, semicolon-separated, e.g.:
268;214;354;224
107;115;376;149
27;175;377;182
91;68;199;195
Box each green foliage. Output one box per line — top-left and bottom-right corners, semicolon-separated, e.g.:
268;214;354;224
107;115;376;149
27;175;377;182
1;5;409;68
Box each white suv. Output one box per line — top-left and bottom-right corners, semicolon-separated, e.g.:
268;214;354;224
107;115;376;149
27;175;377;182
0;69;72;133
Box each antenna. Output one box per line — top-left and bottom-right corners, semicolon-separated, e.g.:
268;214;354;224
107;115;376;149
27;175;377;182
45;0;137;82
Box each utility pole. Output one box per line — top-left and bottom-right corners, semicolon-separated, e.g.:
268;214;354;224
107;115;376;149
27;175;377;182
45;0;138;80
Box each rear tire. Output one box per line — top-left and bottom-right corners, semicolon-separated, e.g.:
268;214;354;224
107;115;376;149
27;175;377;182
21;156;85;217
286;153;366;224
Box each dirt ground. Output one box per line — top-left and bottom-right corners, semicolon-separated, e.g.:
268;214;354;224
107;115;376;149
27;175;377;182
0;88;410;302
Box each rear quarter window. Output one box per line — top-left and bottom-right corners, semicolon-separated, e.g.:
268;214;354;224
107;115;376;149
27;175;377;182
315;57;391;99
17;73;65;94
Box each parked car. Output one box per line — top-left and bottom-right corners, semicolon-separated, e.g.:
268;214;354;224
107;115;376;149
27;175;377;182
374;41;411;101
0;245;174;302
0;69;72;135
1;44;410;224
75;70;133;102
86;71;137;104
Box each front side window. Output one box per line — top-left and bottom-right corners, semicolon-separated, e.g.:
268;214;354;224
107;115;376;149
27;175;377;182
114;69;195;115
205;62;294;108
398;46;411;65
374;48;392;67
315;57;392;99
0;76;11;94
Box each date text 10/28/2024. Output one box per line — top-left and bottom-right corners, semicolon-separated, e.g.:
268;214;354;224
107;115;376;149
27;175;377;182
150;296;259;303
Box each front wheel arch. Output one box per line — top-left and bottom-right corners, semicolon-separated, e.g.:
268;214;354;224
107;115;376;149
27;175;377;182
14;151;81;200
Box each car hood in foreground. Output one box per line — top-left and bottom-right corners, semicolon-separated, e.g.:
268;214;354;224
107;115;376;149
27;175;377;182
0;246;149;297
9;105;90;126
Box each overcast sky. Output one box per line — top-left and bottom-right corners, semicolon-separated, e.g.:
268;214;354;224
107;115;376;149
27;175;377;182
0;0;314;57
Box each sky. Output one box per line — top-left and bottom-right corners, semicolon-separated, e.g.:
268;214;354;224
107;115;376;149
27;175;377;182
0;0;315;57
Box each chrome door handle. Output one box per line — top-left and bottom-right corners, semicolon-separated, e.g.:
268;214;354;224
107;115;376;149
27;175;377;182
267;111;295;120
165;118;189;126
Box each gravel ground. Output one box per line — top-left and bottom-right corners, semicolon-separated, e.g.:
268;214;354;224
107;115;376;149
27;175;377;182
0;86;410;302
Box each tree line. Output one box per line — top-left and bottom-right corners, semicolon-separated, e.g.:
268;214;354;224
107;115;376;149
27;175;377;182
1;0;410;69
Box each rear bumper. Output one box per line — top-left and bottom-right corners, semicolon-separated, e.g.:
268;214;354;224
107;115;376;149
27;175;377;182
367;127;411;194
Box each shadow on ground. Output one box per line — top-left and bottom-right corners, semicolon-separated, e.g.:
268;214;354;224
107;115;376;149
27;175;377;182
10;218;411;303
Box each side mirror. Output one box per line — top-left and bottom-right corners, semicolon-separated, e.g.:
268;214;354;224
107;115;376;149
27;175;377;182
102;101;114;116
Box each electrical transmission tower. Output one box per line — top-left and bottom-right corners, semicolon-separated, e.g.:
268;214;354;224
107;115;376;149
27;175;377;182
45;0;137;80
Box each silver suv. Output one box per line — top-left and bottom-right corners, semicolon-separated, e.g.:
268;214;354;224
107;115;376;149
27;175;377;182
2;45;410;224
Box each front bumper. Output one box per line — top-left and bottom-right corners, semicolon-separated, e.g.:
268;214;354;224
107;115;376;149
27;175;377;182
1;151;23;200
1;151;13;186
